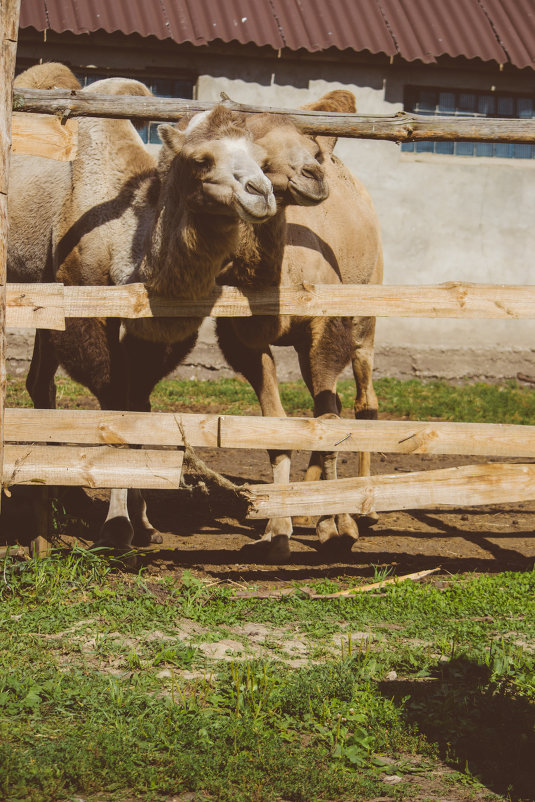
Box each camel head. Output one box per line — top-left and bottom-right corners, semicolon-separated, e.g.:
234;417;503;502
157;107;276;224
246;114;328;208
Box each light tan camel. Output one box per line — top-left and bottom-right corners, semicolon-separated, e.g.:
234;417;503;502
216;90;383;562
8;63;278;548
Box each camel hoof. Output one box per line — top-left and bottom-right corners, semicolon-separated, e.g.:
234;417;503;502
95;516;134;550
335;513;360;541
265;517;293;537
316;514;358;558
267;534;292;563
133;527;163;546
316;515;339;545
240;534;291;564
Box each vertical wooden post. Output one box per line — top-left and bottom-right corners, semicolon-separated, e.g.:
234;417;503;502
0;0;21;513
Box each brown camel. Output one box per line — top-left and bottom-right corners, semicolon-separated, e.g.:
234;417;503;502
216;90;383;562
8;64;278;548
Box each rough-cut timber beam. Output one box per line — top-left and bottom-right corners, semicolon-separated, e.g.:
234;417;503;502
12;89;535;144
5;282;535;330
12;112;77;160
245;463;535;519
0;0;21;513
5;408;535;459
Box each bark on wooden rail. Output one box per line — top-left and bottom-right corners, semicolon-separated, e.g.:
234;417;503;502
6;281;535;330
12;88;535;144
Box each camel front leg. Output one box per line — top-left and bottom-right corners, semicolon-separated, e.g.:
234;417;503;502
122;332;198;545
98;489;134;549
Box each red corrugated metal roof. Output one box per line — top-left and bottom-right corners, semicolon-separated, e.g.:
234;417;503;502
378;0;508;64
479;0;535;70
18;0;535;69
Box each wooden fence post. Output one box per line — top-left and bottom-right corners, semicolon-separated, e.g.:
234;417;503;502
0;0;21;515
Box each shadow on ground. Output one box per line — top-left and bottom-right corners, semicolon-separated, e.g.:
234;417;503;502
379;656;535;801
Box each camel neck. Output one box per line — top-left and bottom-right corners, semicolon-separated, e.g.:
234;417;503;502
141;197;238;299
222;208;287;288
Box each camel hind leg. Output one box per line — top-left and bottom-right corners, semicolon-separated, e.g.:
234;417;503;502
295;317;359;554
352;316;379;527
46;319;136;549
26;329;59;409
217;319;292;563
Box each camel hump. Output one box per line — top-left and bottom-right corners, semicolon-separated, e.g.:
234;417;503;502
82;77;152;98
302;90;357;114
301;90;356;157
14;62;81;90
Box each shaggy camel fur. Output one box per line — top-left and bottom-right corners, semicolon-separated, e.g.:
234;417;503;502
9;63;277;548
216;90;383;562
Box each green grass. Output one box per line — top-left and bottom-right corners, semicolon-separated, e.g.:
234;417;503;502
7;374;535;423
0;553;533;801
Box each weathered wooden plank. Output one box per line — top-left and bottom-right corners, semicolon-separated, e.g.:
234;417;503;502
6;281;535;327
7;409;535;458
62;282;535;319
11;89;535;144
11;113;77;160
0;0;21;517
219;416;535;457
5;408;218;447
3;444;183;489
6;283;65;329
246;463;535;519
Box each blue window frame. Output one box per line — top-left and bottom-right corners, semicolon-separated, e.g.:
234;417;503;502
401;86;535;159
79;73;194;144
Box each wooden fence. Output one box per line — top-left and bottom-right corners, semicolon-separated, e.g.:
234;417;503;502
2;0;535;530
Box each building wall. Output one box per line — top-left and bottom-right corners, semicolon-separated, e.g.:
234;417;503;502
12;31;535;381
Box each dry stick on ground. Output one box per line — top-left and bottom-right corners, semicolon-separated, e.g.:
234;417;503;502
308;567;441;598
232;568;440;599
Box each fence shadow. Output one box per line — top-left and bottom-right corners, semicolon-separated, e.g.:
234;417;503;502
378;656;535;801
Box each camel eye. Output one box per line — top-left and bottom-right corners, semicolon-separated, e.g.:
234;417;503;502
194;155;212;168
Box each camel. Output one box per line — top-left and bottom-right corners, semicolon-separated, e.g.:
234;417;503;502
216;90;383;562
10;65;340;542
8;63;278;548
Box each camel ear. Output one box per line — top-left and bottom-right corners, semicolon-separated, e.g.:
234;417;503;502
312;135;337;157
157;124;186;153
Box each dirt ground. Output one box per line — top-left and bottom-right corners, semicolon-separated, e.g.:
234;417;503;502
3;444;534;583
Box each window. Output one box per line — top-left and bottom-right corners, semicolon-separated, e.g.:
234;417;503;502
401;86;535;159
78;73;194;144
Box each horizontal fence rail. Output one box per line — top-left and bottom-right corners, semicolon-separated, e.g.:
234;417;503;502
246;463;535;519
5;409;535;459
12;89;535;144
6;282;535;330
4;444;183;489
